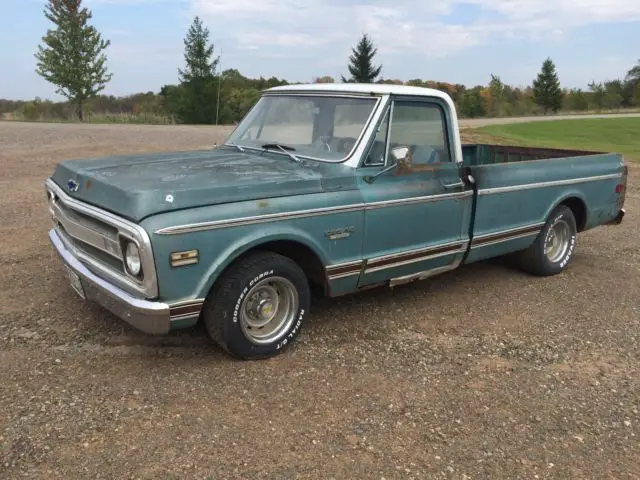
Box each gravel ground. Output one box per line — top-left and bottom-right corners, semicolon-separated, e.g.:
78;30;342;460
1;121;639;479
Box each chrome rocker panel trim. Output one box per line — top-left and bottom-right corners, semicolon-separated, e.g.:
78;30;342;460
49;228;202;335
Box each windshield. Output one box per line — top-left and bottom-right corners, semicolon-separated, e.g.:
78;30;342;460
225;94;379;162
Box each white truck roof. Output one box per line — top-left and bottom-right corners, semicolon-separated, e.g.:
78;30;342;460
265;83;453;102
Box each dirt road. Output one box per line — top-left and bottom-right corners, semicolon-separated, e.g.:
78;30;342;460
1;122;638;479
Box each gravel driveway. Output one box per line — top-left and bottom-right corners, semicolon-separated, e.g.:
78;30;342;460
1;121;638;479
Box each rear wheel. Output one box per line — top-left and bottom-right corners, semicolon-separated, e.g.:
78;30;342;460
515;205;577;276
203;251;310;360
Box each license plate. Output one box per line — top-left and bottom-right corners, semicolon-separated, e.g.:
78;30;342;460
66;266;86;300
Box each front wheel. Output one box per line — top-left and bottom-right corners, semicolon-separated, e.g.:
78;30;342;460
203;251;310;360
515;205;577;276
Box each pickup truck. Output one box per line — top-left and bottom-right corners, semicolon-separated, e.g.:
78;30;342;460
45;83;628;360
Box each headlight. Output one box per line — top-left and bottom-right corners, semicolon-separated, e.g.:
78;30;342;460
125;242;142;277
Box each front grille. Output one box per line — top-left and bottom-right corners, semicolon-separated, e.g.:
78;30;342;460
55;222;125;273
46;178;158;298
50;191;125;273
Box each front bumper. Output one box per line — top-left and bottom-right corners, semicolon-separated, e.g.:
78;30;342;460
49;228;172;334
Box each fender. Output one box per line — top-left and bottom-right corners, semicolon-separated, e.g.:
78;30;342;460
194;226;333;299
543;190;589;231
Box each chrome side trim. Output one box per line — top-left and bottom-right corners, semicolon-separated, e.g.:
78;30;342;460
478;173;622;196
327;270;362;281
471;230;540;249
47;178;159;298
364;241;468;274
155;191;472;236
168;299;205;320
470;222;544;249
156;204;366;235
326;260;364;281
365;190;472;210
389;259;462;288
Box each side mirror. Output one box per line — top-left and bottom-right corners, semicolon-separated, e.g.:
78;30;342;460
390;146;410;163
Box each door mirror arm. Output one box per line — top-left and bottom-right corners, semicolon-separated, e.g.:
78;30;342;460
363;146;409;184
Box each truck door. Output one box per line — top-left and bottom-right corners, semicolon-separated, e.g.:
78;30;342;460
356;96;473;287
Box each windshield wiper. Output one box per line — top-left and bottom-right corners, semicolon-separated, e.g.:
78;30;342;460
224;143;245;152
261;143;301;163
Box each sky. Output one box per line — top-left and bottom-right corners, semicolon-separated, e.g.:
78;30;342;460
1;0;639;100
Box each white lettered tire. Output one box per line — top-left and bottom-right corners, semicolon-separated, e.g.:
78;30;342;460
203;251;310;360
515;205;577;276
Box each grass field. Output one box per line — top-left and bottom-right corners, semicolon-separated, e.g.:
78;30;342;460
477;117;640;161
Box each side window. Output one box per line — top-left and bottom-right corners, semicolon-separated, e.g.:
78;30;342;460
388;101;452;165
363;108;390;166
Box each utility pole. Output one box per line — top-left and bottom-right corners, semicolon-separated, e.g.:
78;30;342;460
216;47;222;125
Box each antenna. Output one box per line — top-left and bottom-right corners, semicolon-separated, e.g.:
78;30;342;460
216;46;222;125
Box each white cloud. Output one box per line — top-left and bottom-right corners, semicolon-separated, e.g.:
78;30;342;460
188;0;640;58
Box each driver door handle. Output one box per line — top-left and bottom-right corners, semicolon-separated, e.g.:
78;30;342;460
441;180;465;190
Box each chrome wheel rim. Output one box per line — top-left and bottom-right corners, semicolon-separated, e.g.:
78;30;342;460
239;276;298;345
544;219;571;263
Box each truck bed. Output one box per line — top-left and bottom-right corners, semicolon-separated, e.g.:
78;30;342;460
462;144;604;166
460;143;625;266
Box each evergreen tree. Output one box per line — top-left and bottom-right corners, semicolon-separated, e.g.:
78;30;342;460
532;57;563;114
35;0;112;121
341;34;382;83
177;16;219;124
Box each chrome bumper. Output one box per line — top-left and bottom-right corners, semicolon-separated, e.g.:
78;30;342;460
49;228;172;334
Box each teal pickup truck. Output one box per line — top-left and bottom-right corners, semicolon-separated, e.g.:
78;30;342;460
45;84;628;359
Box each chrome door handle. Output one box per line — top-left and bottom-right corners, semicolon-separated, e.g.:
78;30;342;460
441;180;465;190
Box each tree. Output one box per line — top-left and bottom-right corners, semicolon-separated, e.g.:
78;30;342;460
457;86;486;118
626;59;640;84
485;74;505;117
35;0;112;121
341;34;382;83
313;75;335;83
532;57;563;114
565;88;589;111
177;16;219;124
588;81;606;110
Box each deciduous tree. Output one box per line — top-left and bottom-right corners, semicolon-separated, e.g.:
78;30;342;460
35;0;112;121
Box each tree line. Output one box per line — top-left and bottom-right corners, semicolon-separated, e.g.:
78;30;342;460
3;0;639;124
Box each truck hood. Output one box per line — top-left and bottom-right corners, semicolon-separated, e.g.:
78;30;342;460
50;147;357;222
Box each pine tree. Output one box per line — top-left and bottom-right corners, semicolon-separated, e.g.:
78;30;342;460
341;34;382;83
532;57;563;114
177;16;219;124
35;0;112;121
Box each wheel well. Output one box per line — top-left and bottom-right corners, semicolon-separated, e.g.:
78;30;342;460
560;197;587;232
234;240;327;293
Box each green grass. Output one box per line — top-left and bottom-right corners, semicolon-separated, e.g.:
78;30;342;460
477;117;640;162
